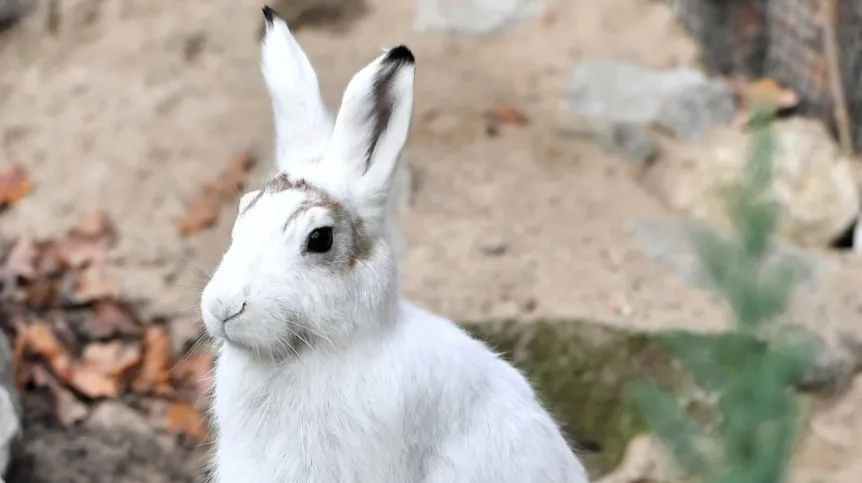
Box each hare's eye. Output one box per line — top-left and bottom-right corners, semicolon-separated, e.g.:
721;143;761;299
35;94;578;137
306;227;333;253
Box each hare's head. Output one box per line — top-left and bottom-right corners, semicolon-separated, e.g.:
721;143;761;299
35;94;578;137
200;6;414;359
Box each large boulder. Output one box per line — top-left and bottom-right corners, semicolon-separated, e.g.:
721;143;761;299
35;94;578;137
460;318;692;477
642;118;860;248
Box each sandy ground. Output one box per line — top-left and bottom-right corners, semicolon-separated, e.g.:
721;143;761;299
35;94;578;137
3;0;862;480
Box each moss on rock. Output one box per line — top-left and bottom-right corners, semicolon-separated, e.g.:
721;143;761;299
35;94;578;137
460;318;697;477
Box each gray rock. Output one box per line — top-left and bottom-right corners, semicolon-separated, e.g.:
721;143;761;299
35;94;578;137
644;118;860;248
0;0;33;28
655;79;737;141
0;333;21;481
630;218;833;295
565;60;736;141
479;237;509;256
414;0;545;35
591;122;659;164
5;422;206;483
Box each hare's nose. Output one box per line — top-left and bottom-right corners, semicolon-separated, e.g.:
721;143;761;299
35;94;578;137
215;300;248;324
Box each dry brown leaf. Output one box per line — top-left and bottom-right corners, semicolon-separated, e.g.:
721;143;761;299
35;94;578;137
484;105;529;126
0;163;33;205
744;77;799;110
177;190;221;237
173;350;214;397
165;401;209;441
24;278;59;309
71;211;116;240
1;237;39;282
51;212;117;269
178;152;257;236
132;325;173;395
81;340;142;378
22;322;73;381
71;265;118;303
68;363;119;398
85;301;141;338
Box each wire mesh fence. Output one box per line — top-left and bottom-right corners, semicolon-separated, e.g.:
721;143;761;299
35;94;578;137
666;0;862;152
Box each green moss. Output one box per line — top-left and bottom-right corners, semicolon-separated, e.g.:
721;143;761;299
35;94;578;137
460;319;696;477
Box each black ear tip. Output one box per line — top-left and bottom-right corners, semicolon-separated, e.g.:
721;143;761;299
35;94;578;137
262;5;277;24
384;45;415;65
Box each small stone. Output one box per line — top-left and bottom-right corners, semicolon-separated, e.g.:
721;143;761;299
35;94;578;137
520;296;537;313
479;237;508;256
88;401;152;434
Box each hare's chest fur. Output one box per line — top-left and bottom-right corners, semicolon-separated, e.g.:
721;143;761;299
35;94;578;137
211;344;412;483
210;303;588;483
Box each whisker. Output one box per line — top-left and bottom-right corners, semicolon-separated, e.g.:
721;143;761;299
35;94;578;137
171;282;206;292
183;262;214;281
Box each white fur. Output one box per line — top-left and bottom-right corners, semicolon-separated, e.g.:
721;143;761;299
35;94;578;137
201;8;589;483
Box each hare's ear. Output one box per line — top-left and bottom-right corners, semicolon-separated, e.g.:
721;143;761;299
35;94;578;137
323;45;415;215
261;6;334;173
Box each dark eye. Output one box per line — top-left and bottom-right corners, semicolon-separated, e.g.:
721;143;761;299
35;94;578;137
306;227;333;253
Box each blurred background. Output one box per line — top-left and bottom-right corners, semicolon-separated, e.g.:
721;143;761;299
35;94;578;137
2;0;862;481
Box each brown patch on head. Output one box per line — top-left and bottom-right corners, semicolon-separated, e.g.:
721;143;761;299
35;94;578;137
239;173;313;216
245;172;375;270
264;172;313;193
310;196;374;270
347;215;373;267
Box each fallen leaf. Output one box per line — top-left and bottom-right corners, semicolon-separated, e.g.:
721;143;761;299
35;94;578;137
68;363;120;398
1;237;39;282
744;77;799;110
173;350;214;397
23;278;59;309
81;340;142;378
132;325;173;395
483;105;529;126
22;322;73;381
0;163;33;206
70;265;118;303
71;211;116;240
85;301;141;338
177;190;221;237
165;401;209;441
51;212;117;269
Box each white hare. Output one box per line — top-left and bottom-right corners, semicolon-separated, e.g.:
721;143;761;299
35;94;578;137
200;6;590;483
